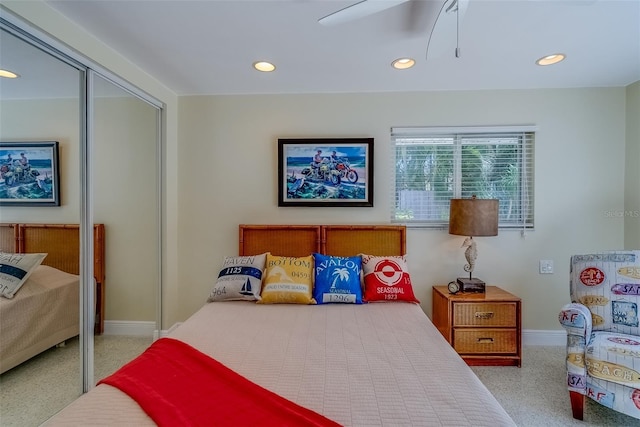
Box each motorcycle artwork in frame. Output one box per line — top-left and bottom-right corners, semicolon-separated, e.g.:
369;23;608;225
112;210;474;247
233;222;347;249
278;138;373;207
0;141;61;206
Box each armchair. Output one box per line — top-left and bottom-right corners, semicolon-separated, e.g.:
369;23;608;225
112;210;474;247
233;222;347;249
559;251;640;420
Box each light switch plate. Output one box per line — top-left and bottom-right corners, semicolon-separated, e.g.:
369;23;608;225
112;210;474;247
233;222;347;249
539;260;554;274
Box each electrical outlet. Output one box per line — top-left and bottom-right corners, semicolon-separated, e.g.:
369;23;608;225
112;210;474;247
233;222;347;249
539;260;554;274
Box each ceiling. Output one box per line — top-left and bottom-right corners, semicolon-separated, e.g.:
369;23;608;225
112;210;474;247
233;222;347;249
9;1;640;96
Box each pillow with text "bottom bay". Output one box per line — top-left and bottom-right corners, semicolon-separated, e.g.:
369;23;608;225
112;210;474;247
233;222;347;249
259;254;315;304
0;252;47;299
361;254;419;303
313;253;362;304
207;253;267;302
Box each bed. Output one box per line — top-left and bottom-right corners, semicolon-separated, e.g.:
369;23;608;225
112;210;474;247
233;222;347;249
0;223;105;374
44;224;515;426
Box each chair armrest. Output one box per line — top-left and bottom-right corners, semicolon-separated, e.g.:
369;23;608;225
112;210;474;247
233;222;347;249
559;303;593;394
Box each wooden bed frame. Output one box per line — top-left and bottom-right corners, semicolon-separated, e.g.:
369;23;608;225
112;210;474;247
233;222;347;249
0;223;106;334
239;224;406;257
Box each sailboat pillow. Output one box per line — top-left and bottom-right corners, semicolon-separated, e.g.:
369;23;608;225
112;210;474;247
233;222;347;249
207;253;267;302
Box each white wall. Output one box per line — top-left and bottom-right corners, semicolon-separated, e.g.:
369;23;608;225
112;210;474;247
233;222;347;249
178;88;626;331
626;81;640;249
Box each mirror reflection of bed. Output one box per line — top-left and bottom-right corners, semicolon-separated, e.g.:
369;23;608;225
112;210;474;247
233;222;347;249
0;223;105;374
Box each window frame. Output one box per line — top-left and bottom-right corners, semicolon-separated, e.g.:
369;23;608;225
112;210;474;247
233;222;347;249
390;126;535;230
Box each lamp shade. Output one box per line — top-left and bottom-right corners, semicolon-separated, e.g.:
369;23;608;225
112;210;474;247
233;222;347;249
449;198;499;237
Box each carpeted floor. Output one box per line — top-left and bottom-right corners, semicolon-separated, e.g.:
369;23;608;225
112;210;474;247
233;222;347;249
1;341;639;426
470;346;639;426
0;335;152;427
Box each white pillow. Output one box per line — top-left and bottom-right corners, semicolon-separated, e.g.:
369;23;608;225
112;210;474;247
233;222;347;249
0;252;48;299
207;253;267;302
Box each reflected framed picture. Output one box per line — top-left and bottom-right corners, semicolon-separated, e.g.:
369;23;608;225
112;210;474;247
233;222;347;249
0;141;60;206
278;138;373;207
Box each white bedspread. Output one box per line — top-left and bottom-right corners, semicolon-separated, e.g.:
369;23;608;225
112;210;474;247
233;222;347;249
46;302;516;426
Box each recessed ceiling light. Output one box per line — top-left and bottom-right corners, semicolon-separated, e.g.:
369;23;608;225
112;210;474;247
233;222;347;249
253;61;276;72
392;58;415;70
536;53;566;66
0;69;20;78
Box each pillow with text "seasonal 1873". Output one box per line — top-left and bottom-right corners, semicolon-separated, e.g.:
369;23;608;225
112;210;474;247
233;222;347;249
361;254;419;303
207;253;267;302
258;254;315;304
0;252;48;299
312;253;363;304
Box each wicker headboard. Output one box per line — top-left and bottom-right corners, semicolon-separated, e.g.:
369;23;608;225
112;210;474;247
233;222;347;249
0;223;106;334
239;224;406;257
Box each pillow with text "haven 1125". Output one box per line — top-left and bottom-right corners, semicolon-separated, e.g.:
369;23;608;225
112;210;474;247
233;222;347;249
207;253;267;302
361;254;419;303
0;252;48;299
258;254;316;304
313;253;363;304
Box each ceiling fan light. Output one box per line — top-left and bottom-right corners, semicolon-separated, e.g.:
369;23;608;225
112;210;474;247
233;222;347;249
392;58;415;70
536;53;566;66
0;69;20;78
253;61;276;72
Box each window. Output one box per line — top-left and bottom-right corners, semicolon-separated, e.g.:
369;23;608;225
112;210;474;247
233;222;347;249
391;126;535;229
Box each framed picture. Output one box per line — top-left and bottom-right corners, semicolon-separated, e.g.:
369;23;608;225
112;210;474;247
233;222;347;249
0;141;60;206
278;138;373;207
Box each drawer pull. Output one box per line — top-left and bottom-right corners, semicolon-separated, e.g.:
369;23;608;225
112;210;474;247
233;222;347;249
475;311;494;319
477;337;494;344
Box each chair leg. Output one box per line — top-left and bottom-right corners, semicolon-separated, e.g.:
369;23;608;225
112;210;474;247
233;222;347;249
569;390;584;420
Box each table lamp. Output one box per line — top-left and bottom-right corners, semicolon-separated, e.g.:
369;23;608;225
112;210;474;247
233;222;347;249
449;196;498;292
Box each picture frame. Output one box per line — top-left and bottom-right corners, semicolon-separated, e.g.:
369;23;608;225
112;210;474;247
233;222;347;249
278;138;373;207
0;141;61;206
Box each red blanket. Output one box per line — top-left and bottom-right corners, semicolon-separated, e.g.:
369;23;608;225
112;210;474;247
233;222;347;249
99;337;341;427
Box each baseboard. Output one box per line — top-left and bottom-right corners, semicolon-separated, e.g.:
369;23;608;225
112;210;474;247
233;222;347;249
523;329;566;346
103;320;156;337
153;322;183;340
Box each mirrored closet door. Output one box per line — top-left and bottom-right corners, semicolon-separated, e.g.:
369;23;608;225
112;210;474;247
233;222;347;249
91;73;161;381
0;15;163;425
0;26;84;425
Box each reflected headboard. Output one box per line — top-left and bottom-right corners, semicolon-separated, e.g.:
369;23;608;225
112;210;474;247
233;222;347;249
239;224;406;257
0;223;106;334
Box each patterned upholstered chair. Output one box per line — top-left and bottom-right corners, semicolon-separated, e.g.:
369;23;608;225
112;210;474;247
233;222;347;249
558;251;640;420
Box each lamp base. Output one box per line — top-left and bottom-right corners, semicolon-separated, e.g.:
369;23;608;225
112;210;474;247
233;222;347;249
456;277;486;293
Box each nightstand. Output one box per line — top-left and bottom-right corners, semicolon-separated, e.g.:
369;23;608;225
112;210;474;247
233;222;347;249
432;285;522;367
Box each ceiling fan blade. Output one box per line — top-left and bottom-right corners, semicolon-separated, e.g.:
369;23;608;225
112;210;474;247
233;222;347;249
426;0;469;59
318;0;411;26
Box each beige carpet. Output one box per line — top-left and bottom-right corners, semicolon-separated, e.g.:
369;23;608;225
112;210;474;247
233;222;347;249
1;342;639;426
471;346;639;426
0;335;152;427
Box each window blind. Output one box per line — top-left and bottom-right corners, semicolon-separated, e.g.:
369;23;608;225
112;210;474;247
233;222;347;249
391;126;535;229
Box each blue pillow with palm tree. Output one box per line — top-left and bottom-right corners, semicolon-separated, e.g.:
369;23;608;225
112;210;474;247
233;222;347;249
312;253;363;304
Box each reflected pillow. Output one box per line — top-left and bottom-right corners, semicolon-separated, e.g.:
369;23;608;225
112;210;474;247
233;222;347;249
259;254;315;304
208;253;266;302
0;252;47;299
313;253;362;304
361;254;419;303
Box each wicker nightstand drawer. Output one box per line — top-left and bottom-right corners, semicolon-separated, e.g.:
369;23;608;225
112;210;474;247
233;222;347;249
453;302;517;327
432;286;522;366
453;329;518;354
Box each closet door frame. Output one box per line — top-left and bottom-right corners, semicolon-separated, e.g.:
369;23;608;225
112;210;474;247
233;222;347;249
1;8;164;392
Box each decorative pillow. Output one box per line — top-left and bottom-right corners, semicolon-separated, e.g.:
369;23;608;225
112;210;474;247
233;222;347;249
207;253;267;302
361;254;419;303
0;252;47;299
259;254;315;304
313;253;362;304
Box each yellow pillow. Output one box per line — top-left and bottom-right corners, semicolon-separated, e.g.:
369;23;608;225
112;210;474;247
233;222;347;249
259;254;315;304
